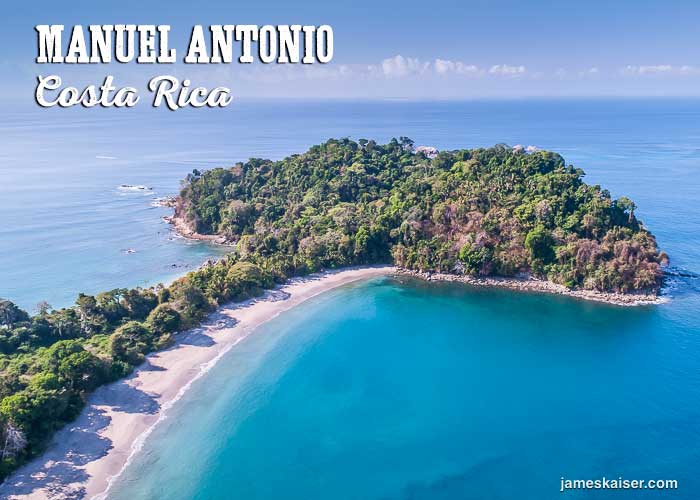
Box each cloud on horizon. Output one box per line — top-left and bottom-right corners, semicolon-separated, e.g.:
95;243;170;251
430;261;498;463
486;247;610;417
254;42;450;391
5;54;700;103
226;56;700;85
620;65;700;76
377;56;528;79
228;55;532;82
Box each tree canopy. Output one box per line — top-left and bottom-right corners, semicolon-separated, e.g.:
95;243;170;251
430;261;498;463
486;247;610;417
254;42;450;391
177;139;665;292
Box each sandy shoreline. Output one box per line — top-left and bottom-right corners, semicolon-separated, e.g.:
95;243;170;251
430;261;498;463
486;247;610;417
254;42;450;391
0;266;394;500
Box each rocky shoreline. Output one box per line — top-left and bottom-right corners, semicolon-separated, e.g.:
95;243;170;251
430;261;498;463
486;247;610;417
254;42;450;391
163;213;232;245
396;269;665;306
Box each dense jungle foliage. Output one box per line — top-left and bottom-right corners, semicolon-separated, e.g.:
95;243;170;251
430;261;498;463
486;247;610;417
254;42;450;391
0;138;665;480
178;138;666;292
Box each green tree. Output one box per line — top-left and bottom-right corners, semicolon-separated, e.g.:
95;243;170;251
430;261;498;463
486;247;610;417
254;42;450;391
525;226;555;264
110;322;153;365
0;300;29;329
147;304;181;335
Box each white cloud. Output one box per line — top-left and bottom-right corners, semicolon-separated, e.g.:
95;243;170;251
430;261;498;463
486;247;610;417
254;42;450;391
488;64;526;76
381;55;430;77
632;65;672;75
381;57;526;79
555;67;600;80
621;65;700;76
434;59;483;76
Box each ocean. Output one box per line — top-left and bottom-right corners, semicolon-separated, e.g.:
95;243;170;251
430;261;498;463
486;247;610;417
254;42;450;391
108;276;700;500
1;99;699;498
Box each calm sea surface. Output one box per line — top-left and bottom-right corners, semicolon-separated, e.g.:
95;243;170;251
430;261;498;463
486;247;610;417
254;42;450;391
110;276;699;500
1;99;699;498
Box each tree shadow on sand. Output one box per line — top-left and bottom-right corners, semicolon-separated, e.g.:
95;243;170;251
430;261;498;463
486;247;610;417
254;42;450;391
176;312;239;348
0;380;162;499
220;288;292;312
178;329;216;347
94;383;160;415
0;406;110;499
138;358;166;372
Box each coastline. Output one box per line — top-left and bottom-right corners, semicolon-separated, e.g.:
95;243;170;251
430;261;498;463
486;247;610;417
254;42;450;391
396;269;665;306
0;266;395;500
162;214;231;245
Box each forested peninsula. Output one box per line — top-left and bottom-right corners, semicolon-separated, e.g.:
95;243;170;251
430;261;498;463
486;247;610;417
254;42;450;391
175;139;666;292
0;139;666;480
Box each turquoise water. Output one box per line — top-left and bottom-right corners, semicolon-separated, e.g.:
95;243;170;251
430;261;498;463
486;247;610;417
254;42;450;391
110;276;700;500
2;99;700;498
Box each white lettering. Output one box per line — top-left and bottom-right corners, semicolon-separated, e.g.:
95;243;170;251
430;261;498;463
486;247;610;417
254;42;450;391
185;25;209;63
35;75;140;108
36;25;64;63
148;75;232;110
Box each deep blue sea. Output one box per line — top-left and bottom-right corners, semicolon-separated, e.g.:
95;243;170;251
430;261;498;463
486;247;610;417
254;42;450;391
1;99;699;498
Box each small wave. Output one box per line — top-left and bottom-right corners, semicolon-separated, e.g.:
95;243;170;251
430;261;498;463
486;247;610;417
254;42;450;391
664;266;699;279
96;155;117;160
118;184;152;192
151;196;175;208
660;266;700;299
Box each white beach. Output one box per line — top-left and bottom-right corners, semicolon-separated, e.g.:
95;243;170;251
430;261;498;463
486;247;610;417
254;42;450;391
0;266;395;500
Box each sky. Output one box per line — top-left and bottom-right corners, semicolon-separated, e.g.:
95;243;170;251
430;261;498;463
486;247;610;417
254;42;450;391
2;0;700;102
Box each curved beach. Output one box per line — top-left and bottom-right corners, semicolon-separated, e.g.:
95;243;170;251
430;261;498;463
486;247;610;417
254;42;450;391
0;264;667;499
0;266;395;500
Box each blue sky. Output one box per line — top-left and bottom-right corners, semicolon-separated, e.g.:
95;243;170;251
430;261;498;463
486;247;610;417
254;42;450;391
3;0;700;100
